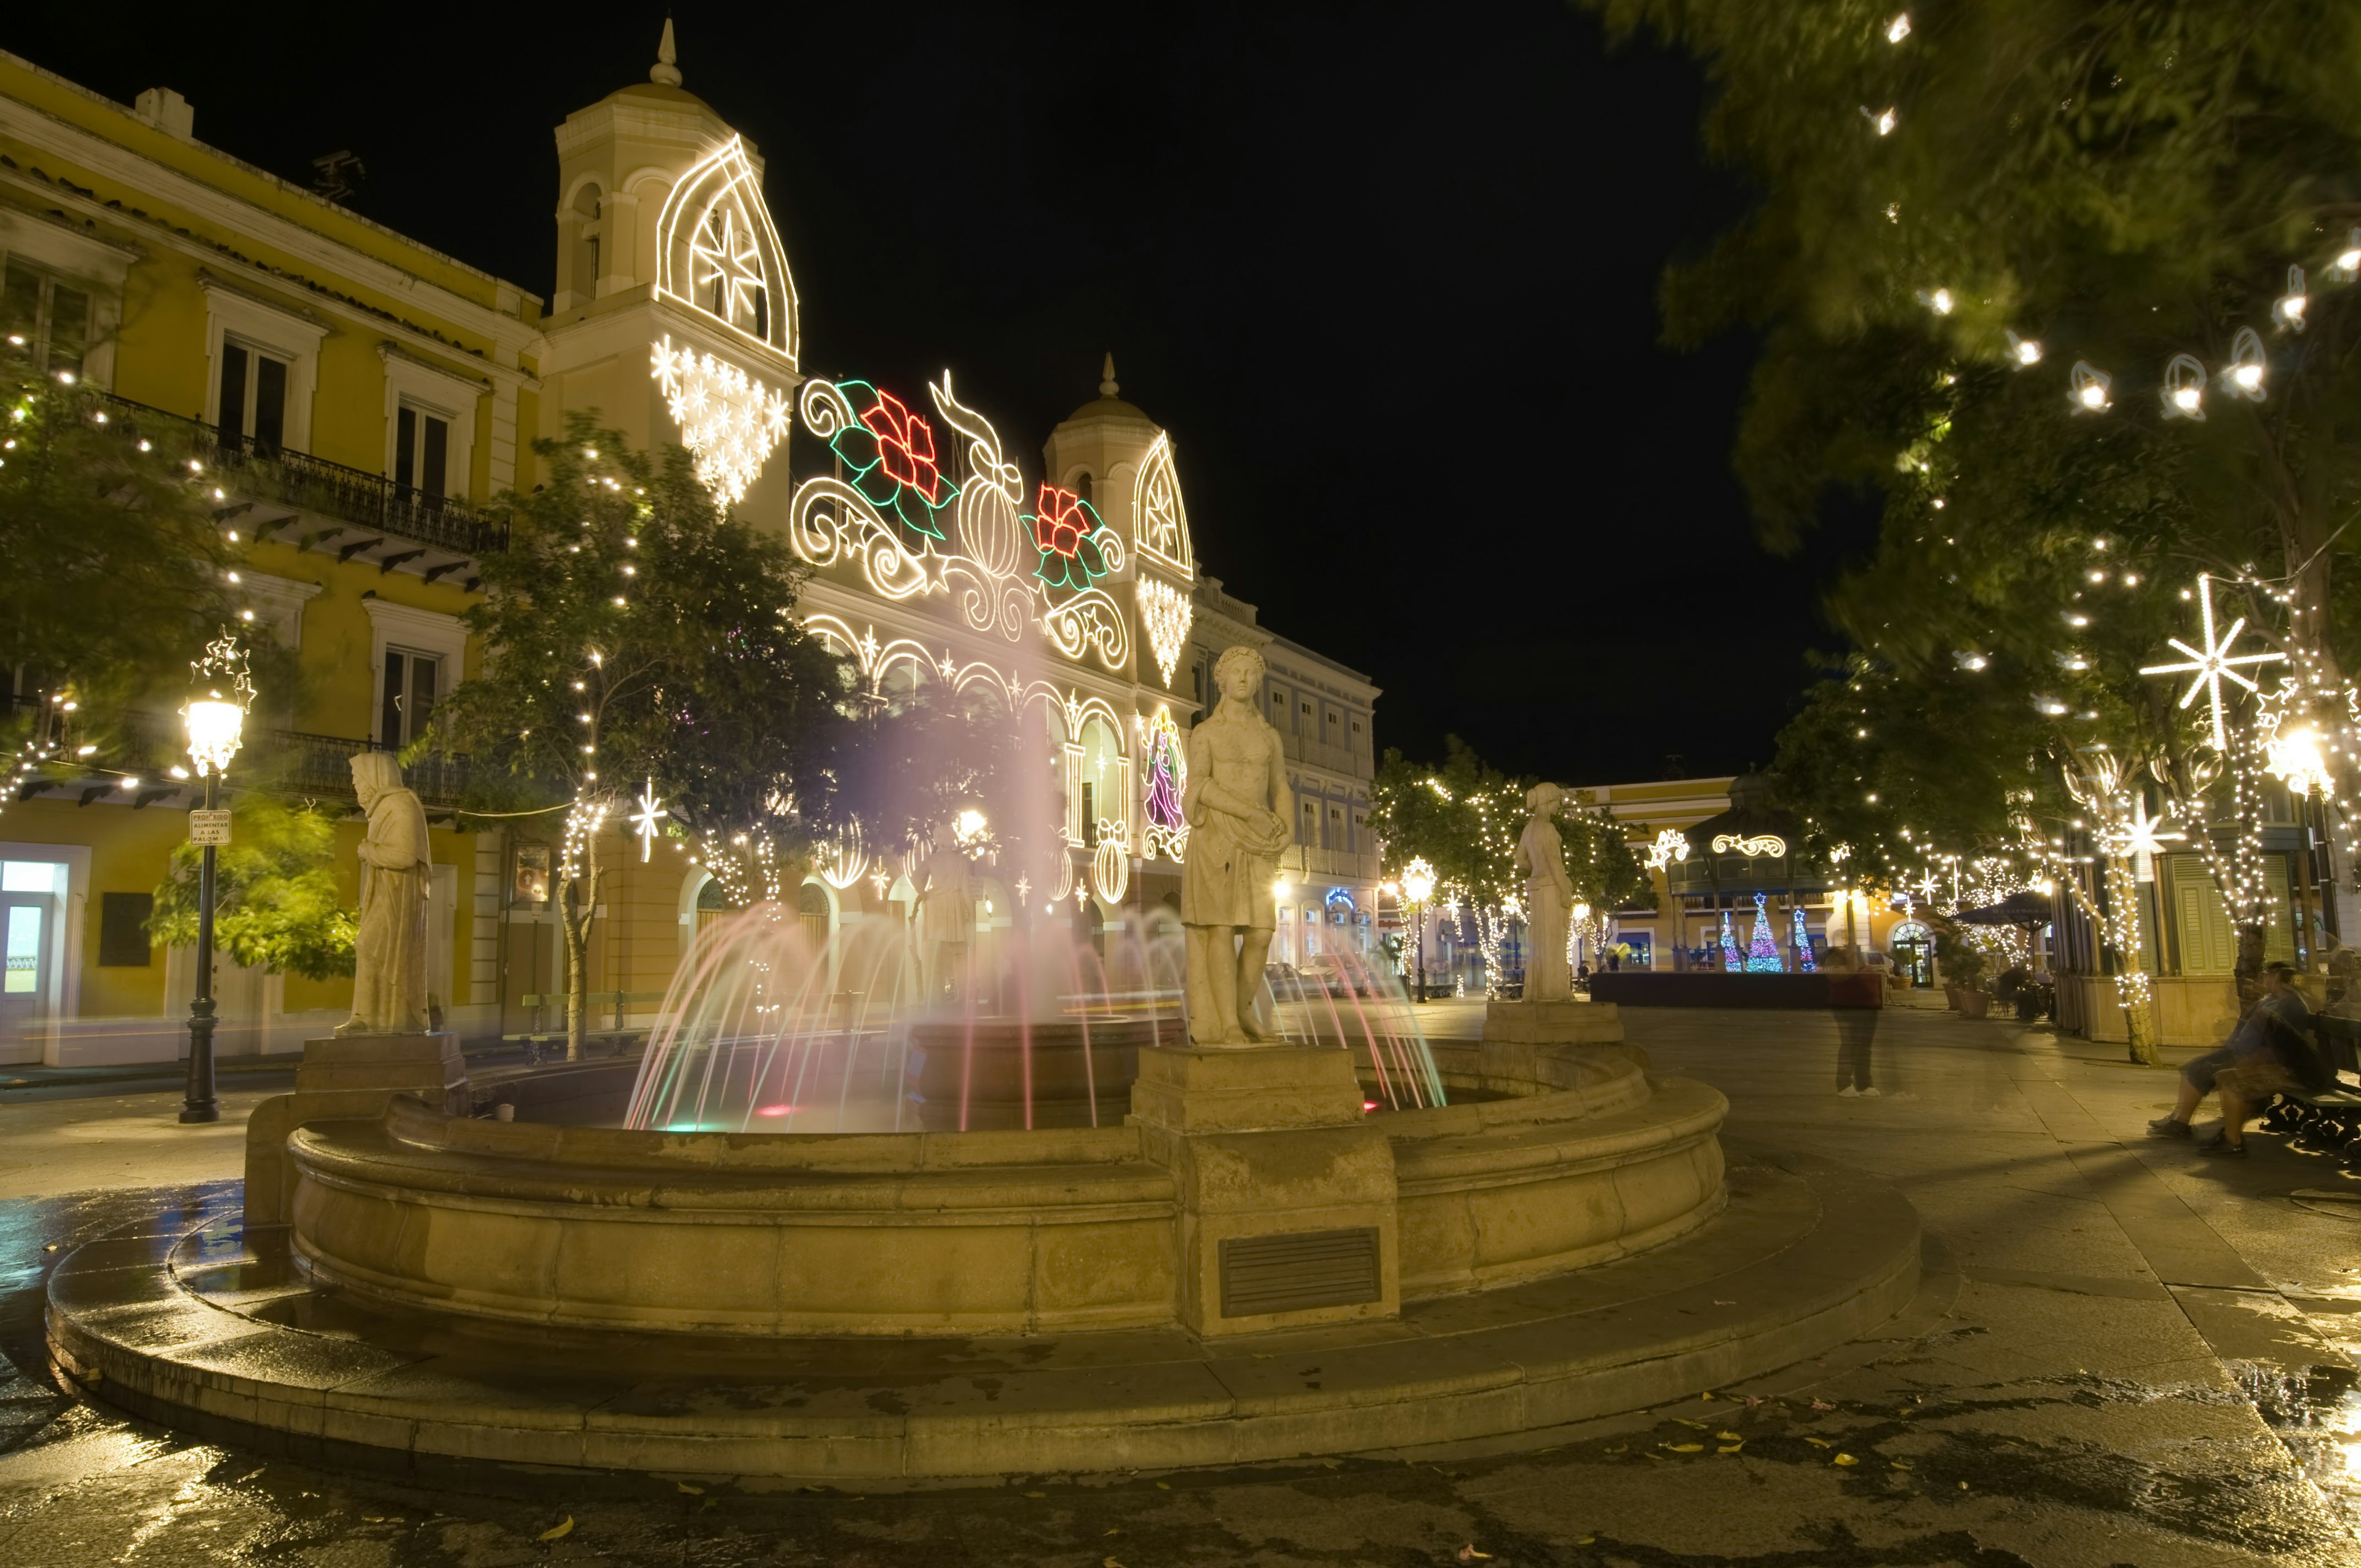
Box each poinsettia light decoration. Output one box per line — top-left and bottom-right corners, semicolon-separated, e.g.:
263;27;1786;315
1026;483;1111;592
650;335;792;505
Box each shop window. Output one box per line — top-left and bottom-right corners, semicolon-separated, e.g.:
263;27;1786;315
0;259;89;377
218;339;290;453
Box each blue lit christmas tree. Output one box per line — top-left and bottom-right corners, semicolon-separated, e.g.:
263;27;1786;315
1745;893;1784;972
1791;906;1816;972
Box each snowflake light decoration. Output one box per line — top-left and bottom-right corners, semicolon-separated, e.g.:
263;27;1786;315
1136;577;1192;687
2138;572;2284;751
650;335;792;505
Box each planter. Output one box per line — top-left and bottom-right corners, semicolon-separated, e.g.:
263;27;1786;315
1943;984;1962;1011
1957;989;1991;1019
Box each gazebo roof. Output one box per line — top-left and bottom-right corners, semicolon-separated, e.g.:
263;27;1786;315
1664;774;1837;897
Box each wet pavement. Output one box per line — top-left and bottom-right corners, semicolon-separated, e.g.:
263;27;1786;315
2;1005;2359;1566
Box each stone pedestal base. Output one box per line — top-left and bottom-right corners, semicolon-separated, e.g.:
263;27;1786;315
244;1032;464;1227
1130;1046;1398;1337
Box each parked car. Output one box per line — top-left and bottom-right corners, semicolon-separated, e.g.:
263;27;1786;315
1306;954;1386;997
1264;962;1313;1000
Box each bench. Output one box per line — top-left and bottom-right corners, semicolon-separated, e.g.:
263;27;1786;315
2264;1014;2361;1158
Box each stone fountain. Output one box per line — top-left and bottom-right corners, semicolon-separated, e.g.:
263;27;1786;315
45;769;1921;1482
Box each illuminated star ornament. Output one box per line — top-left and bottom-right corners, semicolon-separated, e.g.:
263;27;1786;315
630;779;669;862
2138;572;2284;750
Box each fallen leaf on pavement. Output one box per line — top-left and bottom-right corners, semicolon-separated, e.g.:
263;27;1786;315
1805;1437;1832;1448
1714;1299;1737;1306
1456;1547;1493;1562
1717;1443;1742;1454
676;1484;703;1495
538;1517;574;1542
1810;1400;1836;1411
1666;1443;1704;1453
1715;1431;1742;1441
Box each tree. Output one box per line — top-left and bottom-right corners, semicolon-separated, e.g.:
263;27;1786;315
1592;0;2361;996
425;415;849;1058
0;354;239;783
1369;736;1655;993
148;794;355;980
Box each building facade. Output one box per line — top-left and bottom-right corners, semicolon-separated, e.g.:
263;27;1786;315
0;39;1382;1064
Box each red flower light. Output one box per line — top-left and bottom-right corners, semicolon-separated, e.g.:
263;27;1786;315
859;389;946;504
1033;485;1088;558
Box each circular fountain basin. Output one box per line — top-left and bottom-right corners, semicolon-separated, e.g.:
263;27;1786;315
279;1040;1722;1338
902;1015;1169;1130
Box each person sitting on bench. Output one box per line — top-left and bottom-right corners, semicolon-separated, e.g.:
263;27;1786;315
2148;961;2321;1156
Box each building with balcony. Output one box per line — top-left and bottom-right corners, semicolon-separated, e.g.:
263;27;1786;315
0;33;1387;1064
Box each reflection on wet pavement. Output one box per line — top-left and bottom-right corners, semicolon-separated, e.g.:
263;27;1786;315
1;1007;2358;1566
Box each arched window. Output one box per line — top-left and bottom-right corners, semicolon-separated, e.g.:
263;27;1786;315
1072;470;1094;505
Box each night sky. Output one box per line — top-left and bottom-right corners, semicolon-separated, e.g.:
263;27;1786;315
9;2;1872;785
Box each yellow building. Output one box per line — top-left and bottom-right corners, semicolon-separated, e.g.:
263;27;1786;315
0;55;541;1064
1;34;1385;1067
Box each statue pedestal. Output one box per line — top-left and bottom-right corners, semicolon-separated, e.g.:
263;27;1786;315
245;1032;465;1227
1478;1000;1634;1081
1131;1045;1399;1338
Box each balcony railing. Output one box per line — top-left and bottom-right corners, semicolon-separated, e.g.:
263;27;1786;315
99;708;471;810
90;390;507;559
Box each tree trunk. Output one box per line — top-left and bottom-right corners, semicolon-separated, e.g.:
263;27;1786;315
561;843;605;1063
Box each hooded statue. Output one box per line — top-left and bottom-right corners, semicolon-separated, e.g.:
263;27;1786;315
337;751;433;1035
1515;782;1573;1002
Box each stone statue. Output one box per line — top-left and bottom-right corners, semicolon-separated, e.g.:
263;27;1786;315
916;817;976;1001
1515;782;1573;1003
337;751;433;1035
1182;644;1292;1045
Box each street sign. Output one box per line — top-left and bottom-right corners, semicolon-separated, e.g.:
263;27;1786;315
189;809;232;846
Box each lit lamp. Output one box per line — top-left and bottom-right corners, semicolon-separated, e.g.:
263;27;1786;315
178;637;251;1126
1401;858;1436;1002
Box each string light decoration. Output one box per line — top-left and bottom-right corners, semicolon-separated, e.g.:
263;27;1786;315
1139;706;1188;863
2161;353;2206;420
2226;328;2269;399
829;381;961;540
2138;572;2284;751
651;135;797;363
2061;748;2159;1046
649;335;791;505
181;633;256;777
2069;361;2112;412
1026;483;1113;592
1131;434;1196;577
1643;827;1689;871
1136;577;1192;687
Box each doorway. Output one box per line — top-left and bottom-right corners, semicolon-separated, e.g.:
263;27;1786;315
1;859;67;1048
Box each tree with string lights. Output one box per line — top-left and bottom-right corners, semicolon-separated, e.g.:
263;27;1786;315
424;414;848;1058
1597;0;2361;998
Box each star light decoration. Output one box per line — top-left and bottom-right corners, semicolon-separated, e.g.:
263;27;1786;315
651;335;792;505
691;208;767;325
2138;573;2284;751
1642;828;1688;871
630;778;668;863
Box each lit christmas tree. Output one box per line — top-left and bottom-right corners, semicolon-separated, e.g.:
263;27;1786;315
1719;908;1741;969
1745;893;1784;972
1791;906;1816;972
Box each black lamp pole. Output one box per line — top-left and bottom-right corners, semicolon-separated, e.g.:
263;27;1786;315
179;765;221;1125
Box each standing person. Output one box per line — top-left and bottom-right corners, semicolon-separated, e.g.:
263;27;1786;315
2148;960;2318;1155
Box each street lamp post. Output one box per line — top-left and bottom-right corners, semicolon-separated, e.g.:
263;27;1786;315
180;645;250;1125
1401;858;1436;1002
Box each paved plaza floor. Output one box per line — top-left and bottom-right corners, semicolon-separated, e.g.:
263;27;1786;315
1;1004;2357;1566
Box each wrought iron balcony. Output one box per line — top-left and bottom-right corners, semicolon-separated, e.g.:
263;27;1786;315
22;705;470;812
89;390;507;560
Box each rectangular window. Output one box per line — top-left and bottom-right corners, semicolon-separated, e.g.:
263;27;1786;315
395;405;451;499
1;259;90;377
98;892;154;967
218;339;291;451
1191;663;1205;705
3;905;38;992
1300;799;1318;844
1081;780;1099;848
381;647;441;747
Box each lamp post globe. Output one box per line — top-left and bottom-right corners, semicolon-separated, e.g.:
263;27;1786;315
179;683;247;1125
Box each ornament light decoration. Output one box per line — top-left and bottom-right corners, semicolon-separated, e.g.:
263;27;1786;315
1136;577;1192;688
2161;353;2206;420
1139;706;1189;863
181;633;255;778
2225;327;2268;399
629;779;668;862
2138;572;2284;751
650;335;791;505
2274;264;2309;332
1130;433;1195;578
2068;360;2111;412
651;135;797;362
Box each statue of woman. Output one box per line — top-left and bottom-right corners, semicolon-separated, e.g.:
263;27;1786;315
916;816;976;1001
336;751;433;1035
1182;644;1292;1045
1516;782;1573;1003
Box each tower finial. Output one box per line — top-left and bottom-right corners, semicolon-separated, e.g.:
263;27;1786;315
651;16;682;87
1099;352;1118;398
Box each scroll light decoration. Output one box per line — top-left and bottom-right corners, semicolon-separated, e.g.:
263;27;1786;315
1711;832;1788;857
